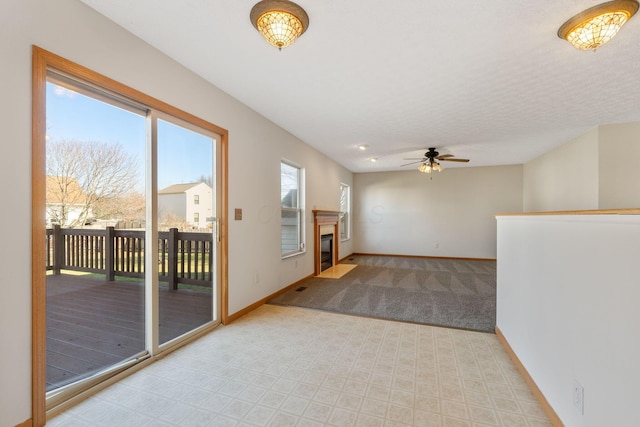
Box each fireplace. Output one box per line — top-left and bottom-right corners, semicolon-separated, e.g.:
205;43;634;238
313;210;340;275
320;233;333;271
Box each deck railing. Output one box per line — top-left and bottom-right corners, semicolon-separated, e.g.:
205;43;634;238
46;225;213;289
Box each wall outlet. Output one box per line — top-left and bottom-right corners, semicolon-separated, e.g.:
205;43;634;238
434;242;440;249
574;380;584;414
254;271;259;285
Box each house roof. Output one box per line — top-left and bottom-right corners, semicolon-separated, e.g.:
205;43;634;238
79;0;640;173
46;176;87;205
159;182;206;195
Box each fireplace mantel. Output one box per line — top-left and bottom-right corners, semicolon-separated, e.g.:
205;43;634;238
313;210;340;275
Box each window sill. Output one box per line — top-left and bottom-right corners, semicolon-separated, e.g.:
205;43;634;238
281;250;306;260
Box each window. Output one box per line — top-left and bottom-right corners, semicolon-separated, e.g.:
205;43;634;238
194;194;200;205
281;161;304;257
339;183;350;241
194;212;200;224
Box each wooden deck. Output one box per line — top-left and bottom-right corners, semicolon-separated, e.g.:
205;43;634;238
46;274;212;391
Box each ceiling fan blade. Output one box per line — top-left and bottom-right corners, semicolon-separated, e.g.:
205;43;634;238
403;157;425;160
400;160;424;167
436;154;454;159
440;158;470;162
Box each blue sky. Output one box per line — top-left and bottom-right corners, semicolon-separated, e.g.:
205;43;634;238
46;82;213;191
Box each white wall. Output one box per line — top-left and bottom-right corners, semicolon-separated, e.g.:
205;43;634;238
598;121;640;209
523;122;640;211
0;0;352;425
237;124;354;298
496;214;640;427
353;165;523;259
523;128;599;212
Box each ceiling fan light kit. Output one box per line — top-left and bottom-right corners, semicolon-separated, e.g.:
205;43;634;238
401;147;469;177
250;0;309;50
558;0;639;50
419;161;442;174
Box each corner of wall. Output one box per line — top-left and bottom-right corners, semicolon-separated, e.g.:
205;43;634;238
597;121;640;209
523;128;599;212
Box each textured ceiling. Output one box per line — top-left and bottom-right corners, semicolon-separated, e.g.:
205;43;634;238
80;0;640;173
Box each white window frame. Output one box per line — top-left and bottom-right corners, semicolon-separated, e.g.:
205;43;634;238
281;160;305;258
339;183;350;241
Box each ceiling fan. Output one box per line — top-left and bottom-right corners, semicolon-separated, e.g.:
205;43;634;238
401;147;469;174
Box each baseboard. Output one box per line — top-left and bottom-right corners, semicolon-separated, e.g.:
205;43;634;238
227;253;354;323
495;327;563;426
227;274;314;323
338;253;354;263
353;252;496;262
15;419;32;427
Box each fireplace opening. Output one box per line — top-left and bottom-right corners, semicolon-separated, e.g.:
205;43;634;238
320;234;333;271
313;210;340;276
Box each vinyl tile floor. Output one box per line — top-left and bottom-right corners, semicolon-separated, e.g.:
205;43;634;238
48;304;552;426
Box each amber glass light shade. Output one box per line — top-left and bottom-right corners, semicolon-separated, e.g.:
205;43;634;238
251;0;309;50
419;161;442;174
558;0;638;50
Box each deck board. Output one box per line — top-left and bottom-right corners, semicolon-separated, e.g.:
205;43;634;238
46;274;212;391
47;326;142;357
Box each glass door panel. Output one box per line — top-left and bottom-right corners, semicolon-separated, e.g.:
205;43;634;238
157;118;216;345
45;79;147;392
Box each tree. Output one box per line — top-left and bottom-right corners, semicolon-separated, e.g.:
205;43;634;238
46;139;139;228
198;174;213;187
158;211;187;231
93;191;145;223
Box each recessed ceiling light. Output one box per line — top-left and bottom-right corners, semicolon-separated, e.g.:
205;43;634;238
358;145;368;151
369;158;378;163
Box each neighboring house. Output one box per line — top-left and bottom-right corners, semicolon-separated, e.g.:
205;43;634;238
45;176;92;227
158;182;213;230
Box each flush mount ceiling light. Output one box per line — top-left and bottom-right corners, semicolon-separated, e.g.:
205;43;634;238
558;0;639;50
250;0;309;50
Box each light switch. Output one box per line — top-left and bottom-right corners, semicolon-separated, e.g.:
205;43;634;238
235;208;242;220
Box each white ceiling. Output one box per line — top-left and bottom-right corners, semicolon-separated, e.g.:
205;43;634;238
80;0;640;173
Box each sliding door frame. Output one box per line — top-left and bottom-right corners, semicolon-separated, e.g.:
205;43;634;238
31;46;229;426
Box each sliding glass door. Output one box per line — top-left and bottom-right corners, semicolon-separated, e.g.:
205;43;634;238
42;66;222;408
157;117;218;346
45;76;148;395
